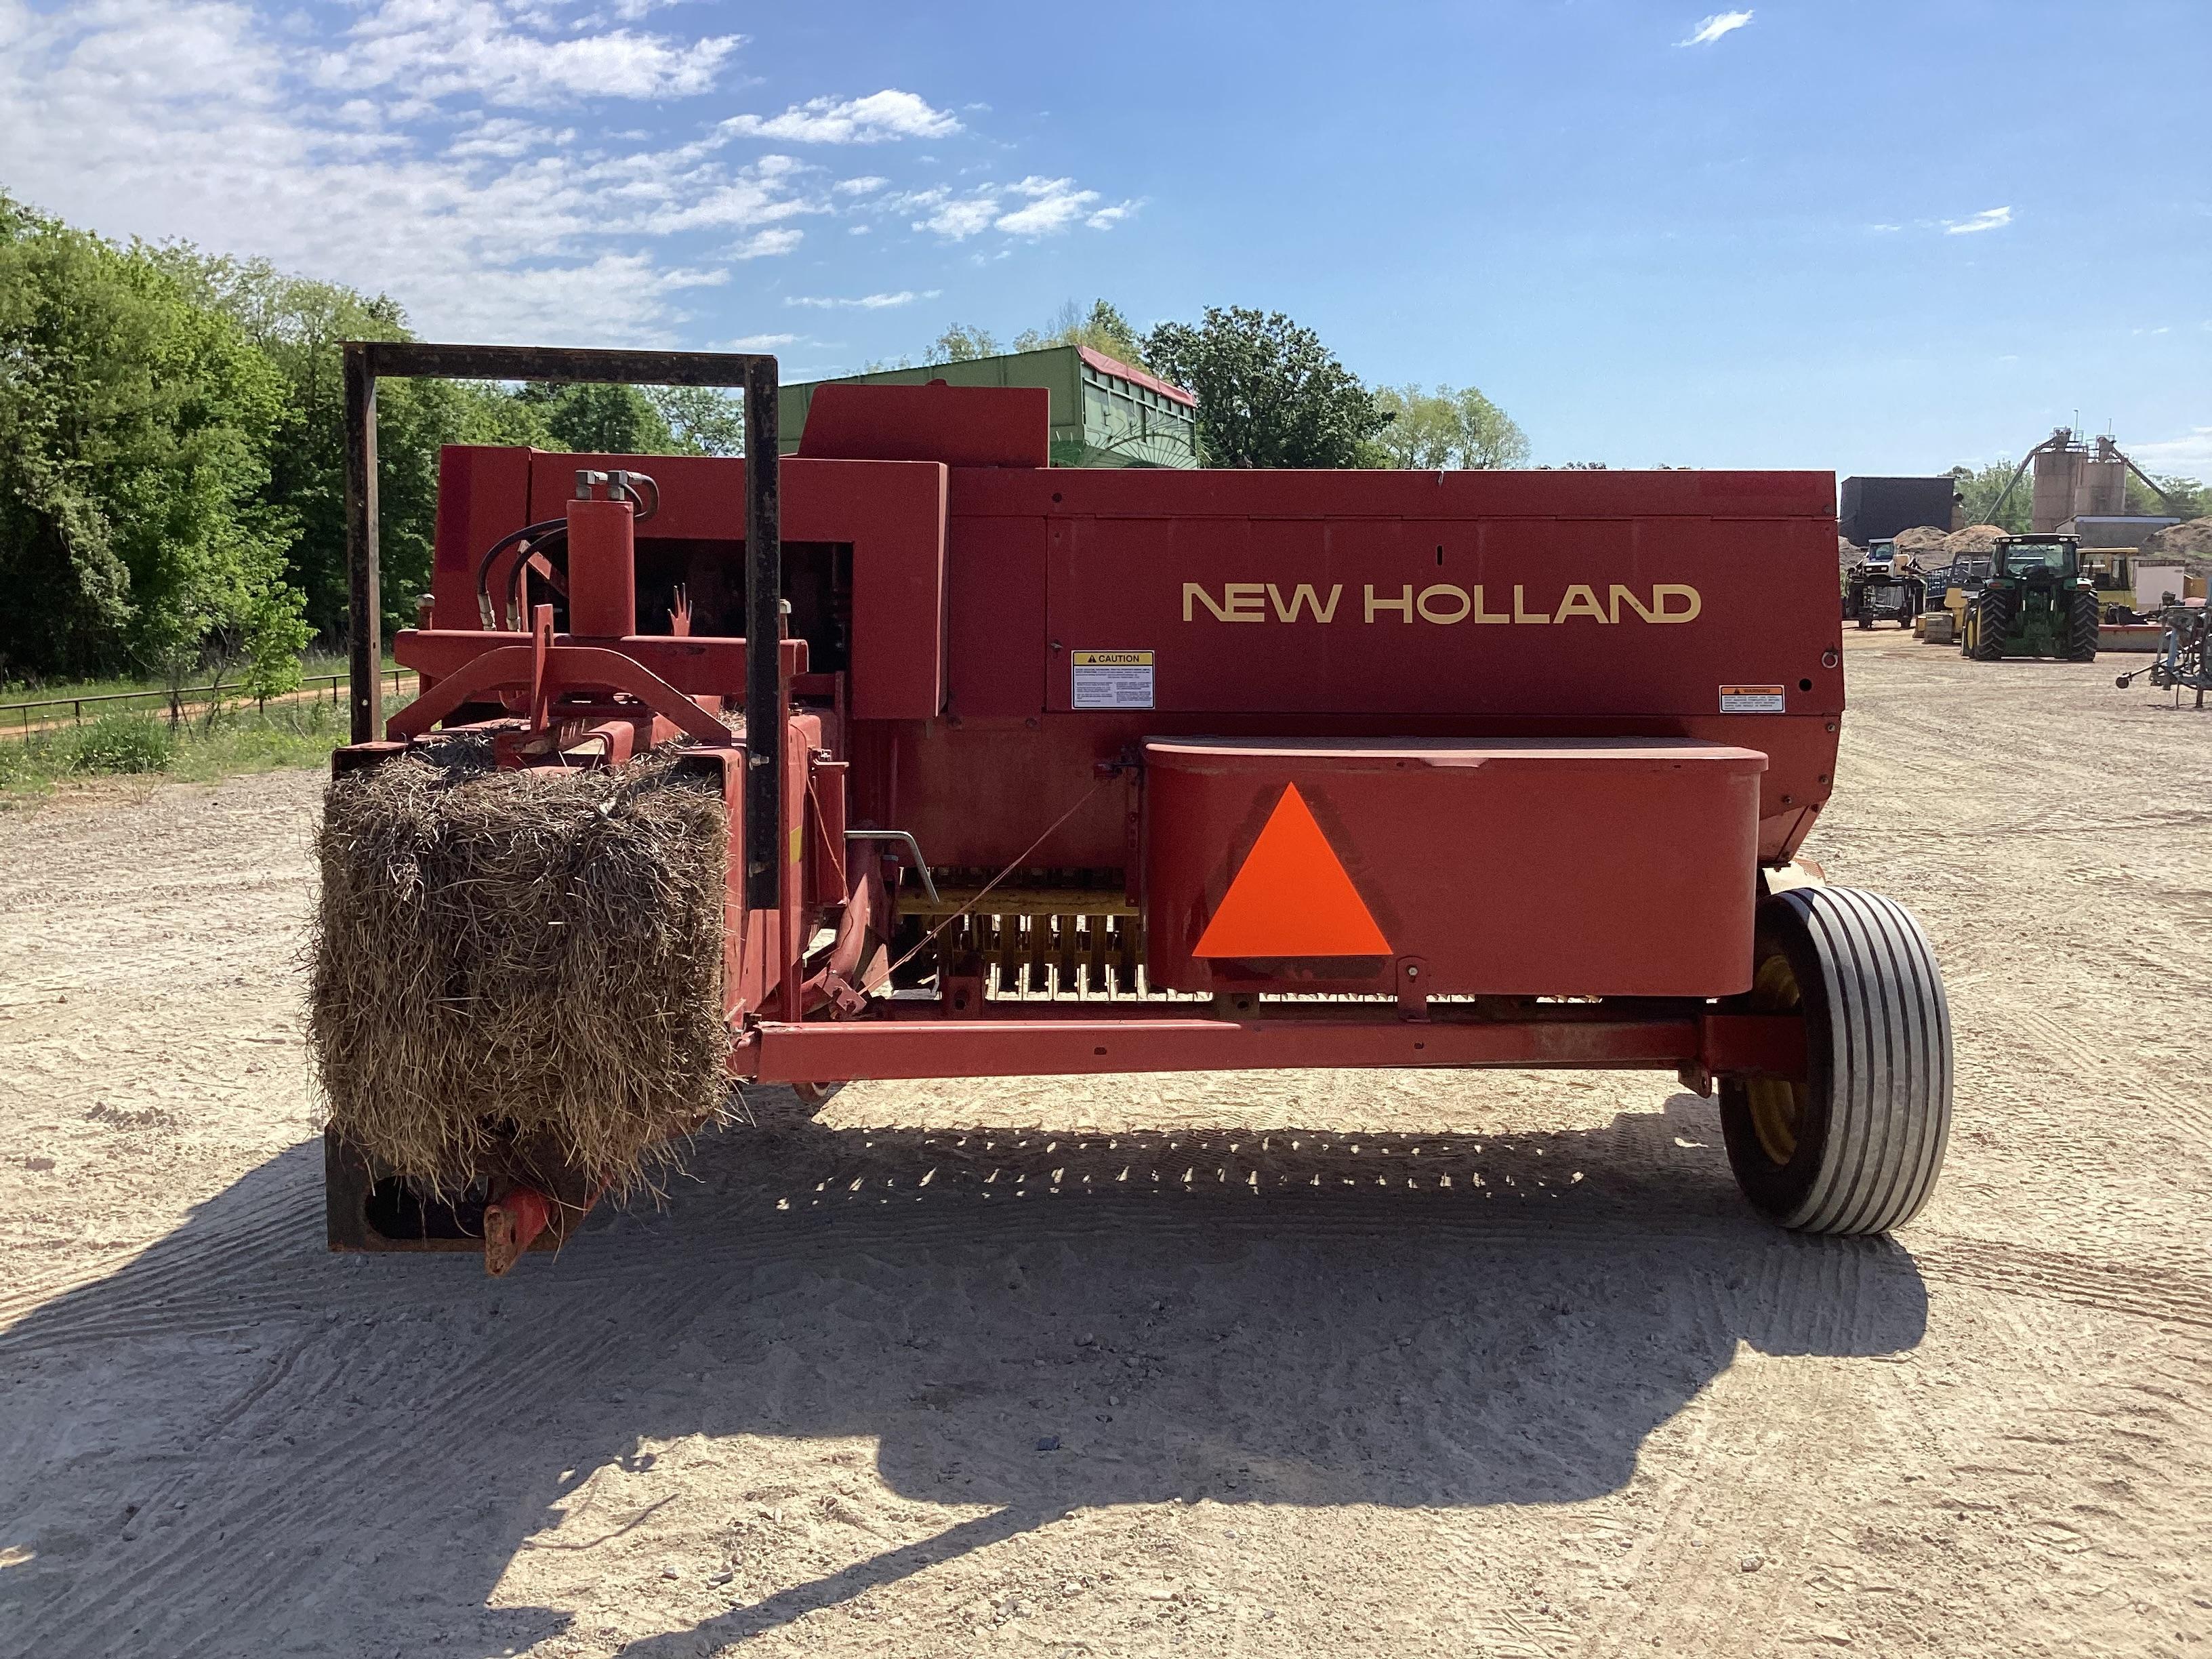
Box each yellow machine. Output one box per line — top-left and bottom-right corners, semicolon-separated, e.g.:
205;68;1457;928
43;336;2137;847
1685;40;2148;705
1914;554;1994;644
2082;550;2137;616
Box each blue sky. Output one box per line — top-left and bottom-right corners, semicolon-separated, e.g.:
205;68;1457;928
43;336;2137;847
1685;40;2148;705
3;1;2207;480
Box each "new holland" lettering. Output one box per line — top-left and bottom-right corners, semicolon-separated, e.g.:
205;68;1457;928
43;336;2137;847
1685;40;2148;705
1182;581;1702;625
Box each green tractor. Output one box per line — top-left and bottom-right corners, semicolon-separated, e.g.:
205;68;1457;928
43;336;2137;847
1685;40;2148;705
1959;534;2100;663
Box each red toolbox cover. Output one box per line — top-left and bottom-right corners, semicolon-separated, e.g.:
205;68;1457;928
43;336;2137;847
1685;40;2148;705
1142;737;1767;999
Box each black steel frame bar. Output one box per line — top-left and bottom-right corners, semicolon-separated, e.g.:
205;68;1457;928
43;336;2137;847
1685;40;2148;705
341;341;784;908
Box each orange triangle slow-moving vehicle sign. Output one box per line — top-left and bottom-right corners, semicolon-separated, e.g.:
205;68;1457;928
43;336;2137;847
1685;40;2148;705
1193;783;1391;958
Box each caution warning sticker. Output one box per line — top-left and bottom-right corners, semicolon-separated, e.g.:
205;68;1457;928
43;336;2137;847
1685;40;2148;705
1719;684;1787;714
1071;649;1155;710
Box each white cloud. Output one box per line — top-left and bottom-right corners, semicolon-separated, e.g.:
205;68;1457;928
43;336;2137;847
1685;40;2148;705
1944;205;2013;235
2130;427;2212;483
1679;10;1753;45
314;1;740;106
994;175;1097;235
0;3;1134;340
905;178;1136;240
784;290;939;310
447;117;573;160
1866;222;1902;233
722;89;958;144
717;331;800;349
642;162;822;234
916;195;1000;240
731;228;802;258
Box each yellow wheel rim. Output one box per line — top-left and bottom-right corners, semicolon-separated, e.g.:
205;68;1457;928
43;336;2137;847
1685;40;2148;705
1744;949;1806;1165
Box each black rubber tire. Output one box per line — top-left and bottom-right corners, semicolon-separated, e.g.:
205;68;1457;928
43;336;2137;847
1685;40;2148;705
1719;887;1952;1235
1968;591;2009;660
2066;590;2100;662
1856;615;1873;630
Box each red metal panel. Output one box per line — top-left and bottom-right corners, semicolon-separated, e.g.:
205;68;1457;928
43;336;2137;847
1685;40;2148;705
870;710;1830;873
430;446;532;628
837;462;948;721
799;384;1050;468
945;514;1048;716
950;466;1835;522
1143;738;1764;998
1045;511;1841;719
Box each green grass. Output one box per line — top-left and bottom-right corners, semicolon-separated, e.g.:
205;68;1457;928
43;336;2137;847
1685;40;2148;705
0;697;348;803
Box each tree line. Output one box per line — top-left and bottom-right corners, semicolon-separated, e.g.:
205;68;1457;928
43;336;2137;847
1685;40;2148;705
0;194;743;691
3;195;1533;693
920;299;1532;472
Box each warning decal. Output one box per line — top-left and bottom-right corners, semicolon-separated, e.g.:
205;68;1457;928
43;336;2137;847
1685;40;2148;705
1071;649;1155;710
1193;784;1391;958
1719;684;1787;714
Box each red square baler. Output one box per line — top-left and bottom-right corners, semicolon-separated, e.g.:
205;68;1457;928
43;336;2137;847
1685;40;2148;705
325;346;1950;1269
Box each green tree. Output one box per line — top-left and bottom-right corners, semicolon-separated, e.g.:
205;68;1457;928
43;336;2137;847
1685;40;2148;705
930;323;1000;363
518;382;675;456
0;196;302;690
1947;462;2032;533
150;247;549;641
1015;299;1150;368
1370;383;1529;470
1142;306;1386;468
2128;471;2212;521
647;385;745;455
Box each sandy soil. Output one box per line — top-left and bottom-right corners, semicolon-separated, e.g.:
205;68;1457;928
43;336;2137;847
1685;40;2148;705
3;634;2209;1658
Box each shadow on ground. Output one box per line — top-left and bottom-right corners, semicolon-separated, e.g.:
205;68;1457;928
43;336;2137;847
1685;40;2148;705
0;1091;1929;1658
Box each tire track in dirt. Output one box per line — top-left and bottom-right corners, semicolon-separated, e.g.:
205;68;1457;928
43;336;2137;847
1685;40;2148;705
2003;1007;2212;1145
14;1308;669;1657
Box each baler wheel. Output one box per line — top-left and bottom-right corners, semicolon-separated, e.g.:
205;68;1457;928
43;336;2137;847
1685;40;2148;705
1719;887;1951;1235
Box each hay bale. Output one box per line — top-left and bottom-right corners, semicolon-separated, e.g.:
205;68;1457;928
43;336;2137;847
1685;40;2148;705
308;737;732;1200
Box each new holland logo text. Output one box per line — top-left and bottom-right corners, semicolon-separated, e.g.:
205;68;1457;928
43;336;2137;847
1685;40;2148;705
1181;581;1702;626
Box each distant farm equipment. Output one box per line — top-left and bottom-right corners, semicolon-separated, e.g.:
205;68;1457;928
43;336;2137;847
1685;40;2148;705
1843;541;1923;630
1959;535;2100;663
2114;603;2212;708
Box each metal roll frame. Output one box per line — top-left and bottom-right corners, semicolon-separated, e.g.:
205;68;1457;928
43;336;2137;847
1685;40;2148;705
341;340;784;909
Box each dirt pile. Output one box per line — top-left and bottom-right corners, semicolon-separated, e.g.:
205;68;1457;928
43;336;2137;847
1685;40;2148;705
1942;523;2009;557
1892;525;1950;558
2141;517;2212;568
307;737;732;1199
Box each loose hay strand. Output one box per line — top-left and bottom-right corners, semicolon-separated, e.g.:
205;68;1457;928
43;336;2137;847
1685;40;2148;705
308;737;733;1202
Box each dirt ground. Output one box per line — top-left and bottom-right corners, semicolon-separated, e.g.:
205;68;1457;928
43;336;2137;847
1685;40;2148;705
3;633;2209;1658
